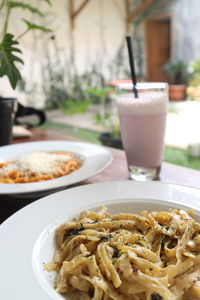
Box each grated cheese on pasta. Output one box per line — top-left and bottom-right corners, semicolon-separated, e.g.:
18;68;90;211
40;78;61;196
0;151;81;183
0;152;71;176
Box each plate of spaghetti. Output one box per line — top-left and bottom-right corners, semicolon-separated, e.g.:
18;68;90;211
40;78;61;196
1;181;200;300
0;140;112;197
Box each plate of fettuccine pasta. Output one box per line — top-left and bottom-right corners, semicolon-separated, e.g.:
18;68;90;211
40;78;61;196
1;181;200;300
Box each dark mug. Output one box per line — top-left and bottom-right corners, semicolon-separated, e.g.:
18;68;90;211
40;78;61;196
0;97;17;146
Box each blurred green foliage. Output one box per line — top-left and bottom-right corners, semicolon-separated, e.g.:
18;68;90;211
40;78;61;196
188;59;200;87
163;60;188;84
60;99;92;115
0;0;52;89
86;86;113;104
164;146;200;170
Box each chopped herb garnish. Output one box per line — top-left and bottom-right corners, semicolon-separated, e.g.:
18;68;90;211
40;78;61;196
100;234;113;241
106;288;110;295
161;235;168;247
66;223;85;236
151;294;163;300
112;246;121;258
91;219;99;224
192;232;198;238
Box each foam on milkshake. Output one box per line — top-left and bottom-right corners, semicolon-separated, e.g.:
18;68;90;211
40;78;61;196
117;92;168;116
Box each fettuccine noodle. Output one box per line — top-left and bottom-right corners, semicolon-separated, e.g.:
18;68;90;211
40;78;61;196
45;206;200;299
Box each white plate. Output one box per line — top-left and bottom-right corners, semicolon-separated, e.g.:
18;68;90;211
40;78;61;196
1;181;200;300
0;140;112;197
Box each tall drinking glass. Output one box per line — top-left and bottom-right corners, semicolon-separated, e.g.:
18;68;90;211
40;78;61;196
117;82;168;181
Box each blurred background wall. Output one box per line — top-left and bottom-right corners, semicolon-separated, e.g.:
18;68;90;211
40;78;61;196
1;0;200;107
0;0;128;107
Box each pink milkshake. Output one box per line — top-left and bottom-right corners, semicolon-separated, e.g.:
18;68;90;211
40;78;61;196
117;83;168;180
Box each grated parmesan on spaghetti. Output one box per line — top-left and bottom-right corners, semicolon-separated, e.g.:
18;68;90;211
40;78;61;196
0;151;81;184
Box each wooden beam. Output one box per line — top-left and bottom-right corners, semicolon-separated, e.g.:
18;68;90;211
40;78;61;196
69;0;75;29
127;0;154;23
72;0;90;18
69;0;90;29
125;0;130;33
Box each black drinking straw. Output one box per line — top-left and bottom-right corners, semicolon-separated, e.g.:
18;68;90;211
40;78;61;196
126;35;138;98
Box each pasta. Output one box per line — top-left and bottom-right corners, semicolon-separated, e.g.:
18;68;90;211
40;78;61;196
0;151;81;183
45;206;200;300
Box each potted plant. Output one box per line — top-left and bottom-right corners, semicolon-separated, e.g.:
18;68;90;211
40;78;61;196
163;60;188;100
187;59;200;101
98;115;123;149
86;86;123;149
0;0;52;145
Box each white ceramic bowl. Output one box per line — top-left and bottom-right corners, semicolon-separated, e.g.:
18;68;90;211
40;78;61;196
33;197;200;300
1;181;200;300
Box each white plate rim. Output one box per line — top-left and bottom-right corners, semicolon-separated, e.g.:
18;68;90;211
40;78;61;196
1;180;200;300
0;140;113;195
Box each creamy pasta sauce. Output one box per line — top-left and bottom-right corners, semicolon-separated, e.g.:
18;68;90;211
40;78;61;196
45;206;200;300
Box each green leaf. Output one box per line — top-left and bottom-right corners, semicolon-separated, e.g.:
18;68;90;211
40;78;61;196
0;33;23;89
0;0;6;10
7;1;44;17
23;19;52;33
40;0;52;5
